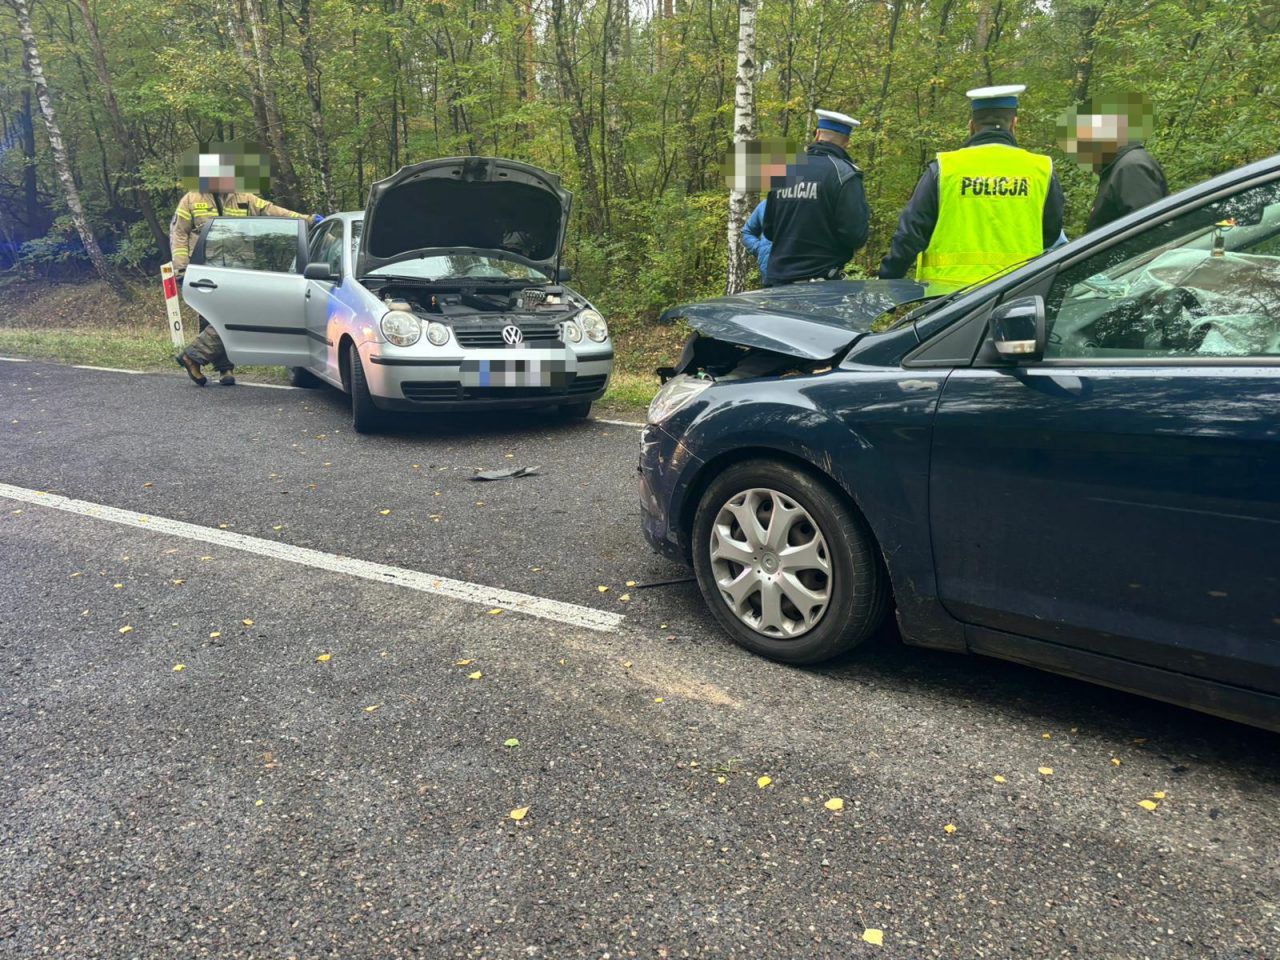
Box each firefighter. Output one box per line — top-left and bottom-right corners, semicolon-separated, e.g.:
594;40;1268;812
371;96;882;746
170;144;321;386
762;109;870;285
879;85;1064;285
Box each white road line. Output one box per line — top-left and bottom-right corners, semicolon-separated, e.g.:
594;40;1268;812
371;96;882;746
72;364;145;375
239;381;299;390
0;356;32;363
593;418;645;429
0;482;624;634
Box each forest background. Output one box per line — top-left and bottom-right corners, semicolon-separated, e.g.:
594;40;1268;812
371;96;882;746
1;0;1277;323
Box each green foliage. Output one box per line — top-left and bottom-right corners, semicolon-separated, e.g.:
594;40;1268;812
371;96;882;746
1;0;1277;307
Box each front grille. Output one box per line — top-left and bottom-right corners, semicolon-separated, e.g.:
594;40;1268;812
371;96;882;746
402;372;606;404
568;374;608;395
453;320;563;348
402;382;461;402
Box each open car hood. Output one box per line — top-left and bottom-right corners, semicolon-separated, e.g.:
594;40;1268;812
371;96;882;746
659;279;964;360
356;157;572;278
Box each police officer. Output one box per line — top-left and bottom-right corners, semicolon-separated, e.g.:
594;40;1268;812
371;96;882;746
879;85;1064;285
170;145;320;386
762;109;870;285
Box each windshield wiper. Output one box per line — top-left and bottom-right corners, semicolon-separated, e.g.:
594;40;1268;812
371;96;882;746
888;254;1042;329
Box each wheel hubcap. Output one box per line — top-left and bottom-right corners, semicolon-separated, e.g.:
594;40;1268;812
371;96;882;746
708;487;832;638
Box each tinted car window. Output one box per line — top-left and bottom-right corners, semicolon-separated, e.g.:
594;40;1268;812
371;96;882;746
1046;179;1280;359
202;218;300;273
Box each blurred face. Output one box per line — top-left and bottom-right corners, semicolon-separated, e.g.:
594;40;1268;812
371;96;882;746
180;142;272;194
721;138;803;191
1059;95;1153;172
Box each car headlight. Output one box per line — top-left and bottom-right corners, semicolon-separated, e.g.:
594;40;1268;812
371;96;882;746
647;374;713;424
426;321;450;346
380;310;421;347
562;318;583;343
580;309;608;343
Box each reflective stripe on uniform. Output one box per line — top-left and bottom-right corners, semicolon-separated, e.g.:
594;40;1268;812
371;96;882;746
916;144;1052;287
175;208;192;220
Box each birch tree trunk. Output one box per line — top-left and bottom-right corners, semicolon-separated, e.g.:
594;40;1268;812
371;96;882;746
12;0;128;299
726;0;758;295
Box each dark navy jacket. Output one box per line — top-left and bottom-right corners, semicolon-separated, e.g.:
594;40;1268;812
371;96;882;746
878;128;1065;279
1087;143;1168;232
763;142;870;285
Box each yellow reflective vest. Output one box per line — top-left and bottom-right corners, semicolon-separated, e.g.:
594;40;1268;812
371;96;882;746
169;191;306;273
916;144;1053;287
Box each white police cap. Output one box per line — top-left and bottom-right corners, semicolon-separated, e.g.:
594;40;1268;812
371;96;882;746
966;84;1026;110
814;109;860;136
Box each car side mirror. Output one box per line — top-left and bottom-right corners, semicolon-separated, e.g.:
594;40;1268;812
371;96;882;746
556;266;573;282
990;295;1046;363
304;262;338;282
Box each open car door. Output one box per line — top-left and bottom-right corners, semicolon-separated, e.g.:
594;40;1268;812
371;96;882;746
181;217;310;367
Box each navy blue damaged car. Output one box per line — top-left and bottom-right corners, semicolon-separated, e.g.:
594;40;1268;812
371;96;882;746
641;153;1280;731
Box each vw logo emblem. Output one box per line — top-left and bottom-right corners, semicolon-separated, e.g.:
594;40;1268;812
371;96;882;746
502;324;524;345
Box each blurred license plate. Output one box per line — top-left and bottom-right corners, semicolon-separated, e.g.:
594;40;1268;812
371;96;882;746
461;356;568;388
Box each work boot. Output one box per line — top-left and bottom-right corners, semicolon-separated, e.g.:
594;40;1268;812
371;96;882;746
176;352;207;386
218;370;237;386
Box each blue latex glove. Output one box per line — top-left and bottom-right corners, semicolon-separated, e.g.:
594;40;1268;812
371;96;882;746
312;214;326;225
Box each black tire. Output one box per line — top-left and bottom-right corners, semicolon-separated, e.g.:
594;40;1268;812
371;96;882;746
691;459;888;664
288;366;324;388
348;347;387;434
557;401;592;419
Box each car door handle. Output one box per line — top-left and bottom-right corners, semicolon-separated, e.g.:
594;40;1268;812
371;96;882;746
187;279;217;291
305;288;311;300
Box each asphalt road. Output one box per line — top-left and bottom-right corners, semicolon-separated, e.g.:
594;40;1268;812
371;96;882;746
2;358;1278;959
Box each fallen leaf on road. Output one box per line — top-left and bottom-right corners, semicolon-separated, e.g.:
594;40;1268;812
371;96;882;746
1038;767;1054;776
200;556;212;561
364;704;381;713
717;776;727;784
757;776;773;789
944;823;957;834
455;659;474;666
862;929;884;946
509;807;529;821
824;797;844;811
172;664;185;672
272;525;283;531
504;738;520;748
209;631;221;639
379;509;391;516
993;775;1007;783
619;594;631;602
316;653;331;663
255;799;264;807
113;583;123;589
172;579;184;586
626;581;637;587
1041;733;1052;740
623;661;633;669
69;572;82;578
487;608;502;615
118;625;133;634
242;619;254;626
654;697;664;703
142;482;153;488
597;585;610;593
1111;758;1122;766
468;671;483;680
1153;791;1167;800
1138;799;1158;812
218;523;228;529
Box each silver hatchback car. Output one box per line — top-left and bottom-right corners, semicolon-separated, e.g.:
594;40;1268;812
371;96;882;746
181;157;613;432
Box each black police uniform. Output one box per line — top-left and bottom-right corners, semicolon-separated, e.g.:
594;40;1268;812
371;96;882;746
762;141;870;285
1086;143;1168;232
878;128;1065;279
